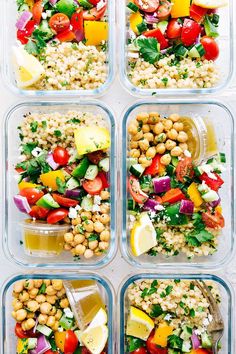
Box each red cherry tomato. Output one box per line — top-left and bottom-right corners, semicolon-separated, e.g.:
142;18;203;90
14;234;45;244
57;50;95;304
87;150;105;164
156;0;172;18
190;349;213;354
98;171;109;189
64;330;79;354
32;0;43;24
81;348;91;354
190;4;207;23
53;147;70;166
181;19;201;47
49;13;70;33
143;154;165;176
200;36;219;61
128;175;148;204
82;176;103;195
52;193;78;207
199;172;224;191
29;206;49;219
176;157;194;182
83;1;107;20
147;331;168;354
47;208;69;224
56;28;76;42
131;347;148;354
15;323;38;339
89;0;100;4
166;19;182;39
45;351;59;354
20;188;44;205
202;211;225;229
17;20;37;44
134;0;159;12
71;11;84;31
143;28;169;50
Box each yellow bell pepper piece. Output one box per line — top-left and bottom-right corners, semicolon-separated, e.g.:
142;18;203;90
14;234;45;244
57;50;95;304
74;126;110;156
17;338;28;354
18;181;38;190
84;21;108;46
130;12;143;34
40;170;65;191
187;182;203;207
55;331;66;352
215;205;222;214
171;0;191;18
153;322;173;347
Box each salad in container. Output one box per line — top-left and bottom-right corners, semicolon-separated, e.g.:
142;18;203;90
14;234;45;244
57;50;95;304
124;0;230;91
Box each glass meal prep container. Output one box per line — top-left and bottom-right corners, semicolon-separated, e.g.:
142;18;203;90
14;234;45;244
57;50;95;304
3;100;116;268
119;0;234;96
121;100;234;269
119;273;234;354
1;273;114;354
2;0;115;96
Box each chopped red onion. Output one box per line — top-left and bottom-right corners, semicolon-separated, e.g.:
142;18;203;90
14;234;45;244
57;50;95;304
153;176;171;194
191;332;201;350
207;196;221;208
16;11;32;30
75;29;84;42
46;153;59;170
179;200;194;215
144;13;159;24
13;195;31;214
143;199;159;211
30;335;51;354
65;189;82;200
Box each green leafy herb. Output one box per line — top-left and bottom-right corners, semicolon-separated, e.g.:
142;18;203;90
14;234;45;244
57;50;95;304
88;234;99;241
150;304;163;318
126;336;145;352
137;37;160;64
42;120;47;129
54;130;62;137
186;229;214;247
30;121;38;133
21;142;38;155
38;283;46;294
56;177;66;194
73;255;81;261
174;279;180;284
168;334;183;350
190;283;195;290
162;77;168;87
49;338;57;352
190;308;195;318
24;39;39;55
68;118;81;124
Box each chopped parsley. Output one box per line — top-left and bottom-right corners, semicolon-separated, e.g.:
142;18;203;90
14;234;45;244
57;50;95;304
126;336;145;352
68;118;81;124
21;142;38;155
137;37;160;64
150;304;163;318
54;130;62;137
30;121;38;133
162;77;168;87
38;283;46;294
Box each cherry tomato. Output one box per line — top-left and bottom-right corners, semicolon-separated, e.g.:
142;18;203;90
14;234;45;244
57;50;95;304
88;150;105;164
190;4;207;23
49;13;70;33
32;0;43;24
156;0;172;18
199;172;224;191
143;28;169;50
56;29;76;42
190;349;213;354
128;175;148;204
47;208;69;224
166;19;182;39
15;323;38;339
181;19;201;47
82;176;103;195
20;188;44;205
88;0;100;4
17;20;37;44
131;347;148;354
202;211;225;229
64;330;79;354
45;351;59;354
98;171;109;189
147;331;168;354
134;0;159;12
176;157;194;182
143;155;165;176
71;11;84;31
53;147;70;166
15;167;26;173
52;193;78;207
83;1;107;20
81;348;91;354
29;206;49;219
200;36;219;61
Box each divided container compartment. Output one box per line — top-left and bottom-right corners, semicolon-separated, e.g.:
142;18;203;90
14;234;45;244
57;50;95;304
3;100;116;268
118;0;235;96
121;100;234;269
1;273;114;354
119;273;234;354
1;0;115;97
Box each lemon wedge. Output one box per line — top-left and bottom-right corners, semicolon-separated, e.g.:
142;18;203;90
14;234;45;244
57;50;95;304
85;308;108;330
192;0;228;8
81;325;108;354
126;306;154;341
13;46;45;88
130;212;157;256
74;126;110;155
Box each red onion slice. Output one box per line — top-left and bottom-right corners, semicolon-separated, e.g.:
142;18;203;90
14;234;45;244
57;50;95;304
191;332;201;350
75;29;84;42
16;11;32;30
46;153;59;170
13;195;31;214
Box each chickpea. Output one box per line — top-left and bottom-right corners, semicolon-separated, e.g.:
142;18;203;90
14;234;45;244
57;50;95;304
171;146;183;157
36;294;46;303
155;133;166;144
46;295;57;305
132;131;143;141
82;239;89;247
12;311;17;319
165;139;177;151
136;112;149;124
88;240;99;250
94;221;104;233
27;300;39;313
29;288;38;299
177;131;188;143
173;122;184;131
83;220;94;232
38;314;48;325
128;124;138;136
74;234;85;244
92;214;101;222
156;143;166;155
146;147;156;159
49;306;57;315
167;129;178;140
55;309;62;320
75;244;86;255
169;113;180;122
24;280;34;291
100;214;110;225
142;124;150;133
139;156;152;168
139;139;149;151
100;191;110;200
64;233;74;243
143;132;154;142
43;280;51;286
160;154;171;166
60;298;69;308
100;204;110;214
57;288;66;298
163;119;173;131
100;230;110;242
81;211;92;220
130;149;140;158
40;302;52;315
153;122;164;135
148;112;160;124
12;299;23;311
64;244;72;251
179;143;188;151
99;242;109;251
34;280;43;288
52;321;59;331
46;315;55;328
22;318;35;331
13;281;24;293
19;291;29;303
27;312;35;319
72;217;81;226
130;141;138;149
15;309;27;322
46;286;57;296
84;249;94;259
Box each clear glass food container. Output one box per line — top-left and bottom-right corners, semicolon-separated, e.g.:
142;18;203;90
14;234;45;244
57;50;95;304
1;0;115;97
118;273;234;354
1;273;114;354
3;100;117;269
121;100;234;269
118;0;235;96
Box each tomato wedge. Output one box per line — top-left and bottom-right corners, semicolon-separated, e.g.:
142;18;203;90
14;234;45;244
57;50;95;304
56;29;76;42
83;2;107;20
49;13;70;33
45;351;59;354
176;157;194;182
143;155;165;176
15;323;38;339
202;211;225;229
181;19;201;47
131;348;148;354
199;172;224;191
82;176;103;195
89;0;100;4
17;19;37;44
98;171;109;189
166;19;182;39
134;0;159;13
71;11;84;31
47;208;69;224
29;206;49;219
32;0;43;24
64;330;78;354
200;36;219;61
190;4;208;23
128;176;148;204
143;28;169;50
156;0;172;19
52;193;78;207
20;188;44;205
162;188;186;204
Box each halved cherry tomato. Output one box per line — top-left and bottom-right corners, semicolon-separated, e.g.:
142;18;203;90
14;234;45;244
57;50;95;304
199;172;224;191
166;19;182;39
82;176;103;195
20;188;44;205
83;1;107;20
156;0;172;19
53;147;70;165
200;36;219;61
15;323;38;339
29;206;49;219
98;171;109;189
202;210;225;229
143;155;165;176
52;193;78;207
17;19;37;44
176;157;194;182
162;188;186;204
47;208;69;224
32;0;43;24
88;0;100;4
134;0;159;12
190;4;207;23
131;347;148;354
147;331;168;354
143;28;169;50
56;29;76;42
190;349;212;354
71;11;84;31
49;13;70;33
64;330;79;354
45;350;59;354
128;176;148;204
181;19;201;47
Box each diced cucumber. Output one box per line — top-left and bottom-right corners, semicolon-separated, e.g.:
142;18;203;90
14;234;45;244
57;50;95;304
198;183;209;194
69;149;82;164
137;21;148;34
206;157;214;164
78;0;93;9
19;4;29;11
166;164;175;176
81;196;93;211
72;157;89;179
182;340;191;352
180;325;192;340
188;46;200;58
157;21;168;34
201;332;212;349
36;324;53;337
139;175;153;193
59;314;74;330
84;165;98;180
128;199;136;211
202;190;219;202
219;152;226;163
99;157;109;172
130;164;145;178
66;177;80;190
127;1;139;12
28;338;37;350
175;45;188;58
172;328;181;336
62;169;71;180
127;157;138;168
38;20;54;40
193;166;202;177
36;193;60;209
171;156;179;167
